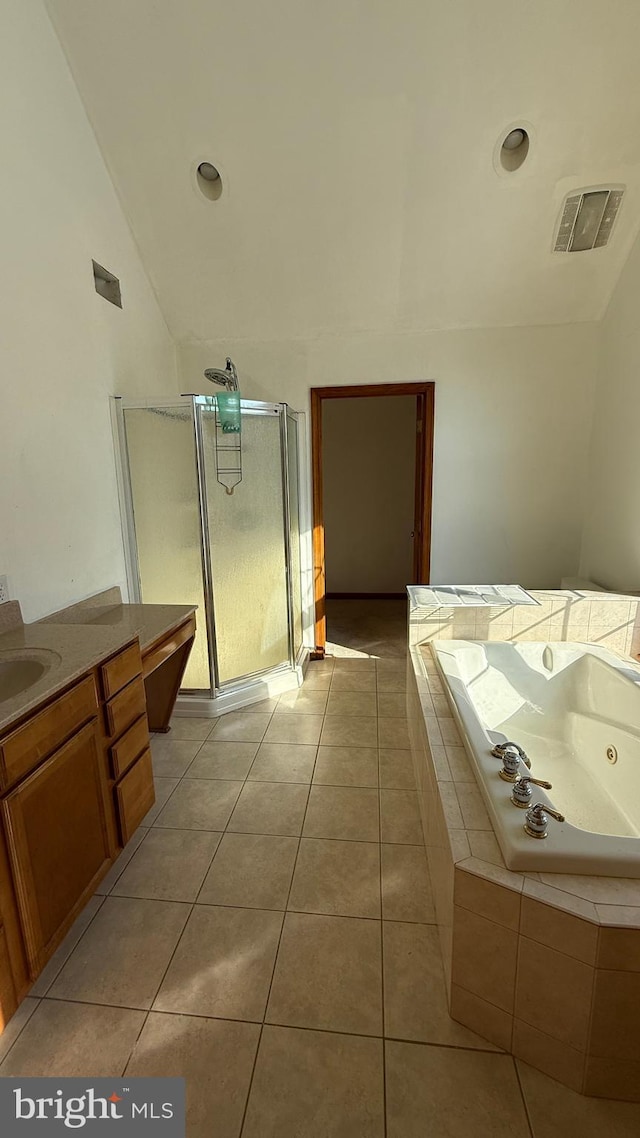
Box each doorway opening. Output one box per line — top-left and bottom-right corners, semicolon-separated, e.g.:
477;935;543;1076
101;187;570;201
311;382;435;656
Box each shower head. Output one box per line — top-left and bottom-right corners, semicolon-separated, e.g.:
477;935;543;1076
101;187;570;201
204;357;239;391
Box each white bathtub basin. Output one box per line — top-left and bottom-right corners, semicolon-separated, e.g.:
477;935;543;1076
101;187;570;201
432;640;640;876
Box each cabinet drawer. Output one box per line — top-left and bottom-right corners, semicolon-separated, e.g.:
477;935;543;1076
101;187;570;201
100;642;142;701
104;676;146;740
109;715;149;780
0;676;98;791
115;749;154;845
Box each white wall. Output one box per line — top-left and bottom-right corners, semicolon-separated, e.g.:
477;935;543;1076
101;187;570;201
0;1;177;621
180;322;599;590
580;231;640;591
322;396;416;593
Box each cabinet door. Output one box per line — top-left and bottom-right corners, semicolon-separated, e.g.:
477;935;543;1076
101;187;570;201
2;721;111;976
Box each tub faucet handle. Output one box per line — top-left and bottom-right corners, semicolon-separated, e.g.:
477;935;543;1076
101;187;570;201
490;741;531;769
498;747;523;782
524;802;565;840
511;775;553;808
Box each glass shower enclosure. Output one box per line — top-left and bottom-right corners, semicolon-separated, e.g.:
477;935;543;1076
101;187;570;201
112;395;306;713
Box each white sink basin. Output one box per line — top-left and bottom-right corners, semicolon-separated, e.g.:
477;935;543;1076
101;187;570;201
0;649;62;702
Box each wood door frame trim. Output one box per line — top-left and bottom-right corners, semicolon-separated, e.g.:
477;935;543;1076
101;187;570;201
310;381;435;656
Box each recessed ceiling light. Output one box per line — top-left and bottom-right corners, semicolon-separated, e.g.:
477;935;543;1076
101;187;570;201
198;161;220;182
195;160;223;200
497;126;530;172
502;129;526;151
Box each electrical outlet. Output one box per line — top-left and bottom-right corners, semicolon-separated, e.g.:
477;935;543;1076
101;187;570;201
0;576;9;604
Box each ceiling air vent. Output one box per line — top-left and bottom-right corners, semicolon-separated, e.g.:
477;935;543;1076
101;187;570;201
554;186;624;253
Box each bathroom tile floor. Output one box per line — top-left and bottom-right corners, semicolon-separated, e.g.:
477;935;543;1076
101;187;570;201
2;655;640;1136
325;598;408;658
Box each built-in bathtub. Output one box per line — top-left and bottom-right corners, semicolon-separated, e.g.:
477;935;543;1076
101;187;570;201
433;640;640;877
407;636;640;1100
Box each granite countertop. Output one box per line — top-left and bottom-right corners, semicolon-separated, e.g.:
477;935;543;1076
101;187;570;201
0;601;196;735
39;602;196;650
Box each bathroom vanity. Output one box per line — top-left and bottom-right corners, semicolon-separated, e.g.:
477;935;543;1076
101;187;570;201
0;596;196;1033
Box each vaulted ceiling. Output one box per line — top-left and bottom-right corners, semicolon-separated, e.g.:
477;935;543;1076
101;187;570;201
47;0;640;342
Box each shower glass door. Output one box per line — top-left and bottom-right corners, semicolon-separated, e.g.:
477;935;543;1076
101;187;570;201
115;395;304;706
198;400;292;687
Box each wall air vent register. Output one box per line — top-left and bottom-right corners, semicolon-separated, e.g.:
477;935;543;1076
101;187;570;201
554;186;624;253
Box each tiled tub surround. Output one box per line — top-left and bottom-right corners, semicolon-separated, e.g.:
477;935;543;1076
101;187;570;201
433;639;640;876
408;588;640;658
408;641;640;1101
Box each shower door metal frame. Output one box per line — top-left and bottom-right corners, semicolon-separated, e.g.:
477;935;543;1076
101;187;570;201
193;395;299;695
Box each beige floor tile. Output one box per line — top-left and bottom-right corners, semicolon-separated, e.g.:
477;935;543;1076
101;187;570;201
151;738;203;777
31;895;104;995
154;905;283;1021
198;832;298;909
0;998;40;1064
385;1041;531;1138
377;693;408;718
243;1026;384;1138
333;658;377;673
330;670;377;692
248;742;317;783
381;845;435;923
264;713;323;745
376;673;407;693
376;658;406;673
380;789;423;844
277;688;329;715
267;912;383;1035
96;827;150;895
168;716;217;741
383;922;496;1047
289;838;381;918
313;745;379;787
0;1000;145;1076
377;719;410;750
142;778;178;826
319;715;378;748
126;1013;260;1138
302;668;333;691
209;711;272;742
326;690;378;717
517;1059;640;1138
303;785;380;842
228;781;309;836
49;896;190;1009
379;748;416;789
186;739;259;779
111;828;221;902
154;779;243;830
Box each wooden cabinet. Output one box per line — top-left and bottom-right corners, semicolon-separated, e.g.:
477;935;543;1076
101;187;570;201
109;714;149;780
143;615;196;732
0;819;25;1031
0;675;97;791
0;618;193;1025
2;720;112;976
104;675;146;739
0;923;17;1032
100;641;143;701
116;749;154;844
99;644;154;848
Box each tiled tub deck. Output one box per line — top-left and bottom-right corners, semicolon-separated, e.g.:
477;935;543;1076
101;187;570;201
408;639;640;1101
